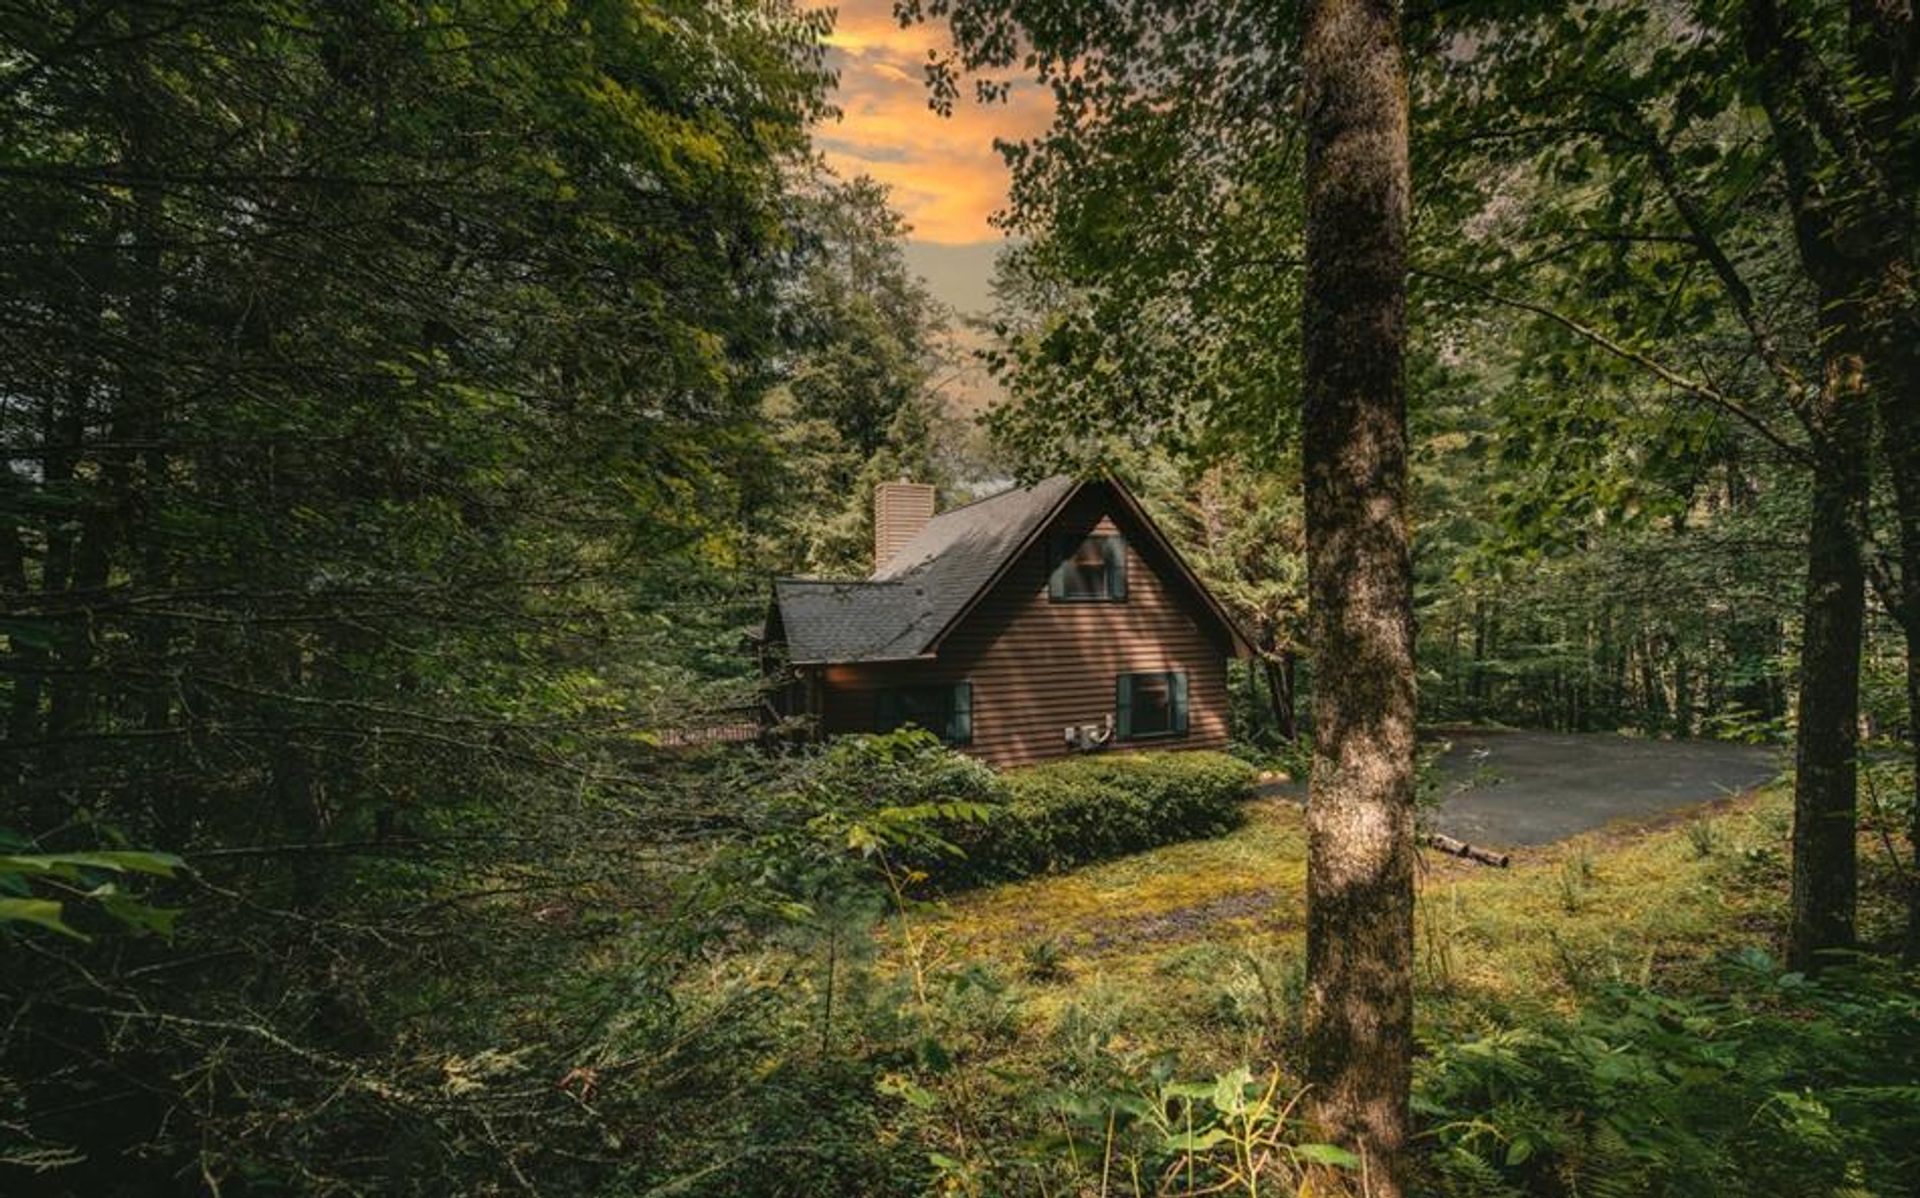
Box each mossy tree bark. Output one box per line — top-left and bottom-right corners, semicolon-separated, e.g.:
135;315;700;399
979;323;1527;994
1299;0;1416;1190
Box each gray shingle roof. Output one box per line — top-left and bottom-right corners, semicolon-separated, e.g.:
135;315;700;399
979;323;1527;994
773;475;1076;664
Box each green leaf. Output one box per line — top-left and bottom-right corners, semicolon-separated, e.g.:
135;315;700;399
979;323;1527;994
878;1075;940;1110
0;851;184;878
1293;1143;1362;1169
1163;1128;1232;1151
96;893;183;937
0;897;88;940
1211;1065;1254;1114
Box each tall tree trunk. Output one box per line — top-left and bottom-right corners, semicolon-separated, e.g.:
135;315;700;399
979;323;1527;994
1905;622;1920;963
1672;650;1693;738
1;478;39;797
1468;601;1488;715
1744;0;1884;972
1789;416;1868;970
1299;0;1415;1189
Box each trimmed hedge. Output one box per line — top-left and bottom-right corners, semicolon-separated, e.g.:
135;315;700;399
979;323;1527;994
940;750;1256;887
767;732;1258;893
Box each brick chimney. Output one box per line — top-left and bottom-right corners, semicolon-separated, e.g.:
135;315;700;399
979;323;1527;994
873;478;936;572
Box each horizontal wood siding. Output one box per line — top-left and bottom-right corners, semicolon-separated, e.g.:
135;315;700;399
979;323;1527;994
820;487;1233;767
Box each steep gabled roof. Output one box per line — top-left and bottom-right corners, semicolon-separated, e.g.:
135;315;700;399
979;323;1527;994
773;476;1074;664
770;474;1252;665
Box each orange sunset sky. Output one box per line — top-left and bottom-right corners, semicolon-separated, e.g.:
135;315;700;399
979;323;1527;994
815;1;1051;313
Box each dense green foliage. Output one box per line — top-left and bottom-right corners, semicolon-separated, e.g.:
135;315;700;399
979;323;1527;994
4;0;1918;1194
755;731;1255;893
1422;955;1920;1197
761;174;975;574
940;0;1822;746
0;1;840;1190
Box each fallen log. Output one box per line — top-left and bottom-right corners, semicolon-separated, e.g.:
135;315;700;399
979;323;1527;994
1424;833;1510;868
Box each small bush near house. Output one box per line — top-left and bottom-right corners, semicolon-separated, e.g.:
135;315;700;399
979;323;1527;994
757;733;1257;894
745;729;1003;905
948;751;1257;886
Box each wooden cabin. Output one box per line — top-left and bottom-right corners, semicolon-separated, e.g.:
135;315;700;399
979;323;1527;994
761;474;1253;768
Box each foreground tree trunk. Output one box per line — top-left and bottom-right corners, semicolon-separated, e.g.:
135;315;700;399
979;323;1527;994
1299;0;1415;1189
1906;622;1920;963
1787;410;1868;971
1742;0;1895;972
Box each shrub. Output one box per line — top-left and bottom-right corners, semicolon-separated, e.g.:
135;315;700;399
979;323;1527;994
944;751;1256;887
744;729;1001;906
751;736;1256;895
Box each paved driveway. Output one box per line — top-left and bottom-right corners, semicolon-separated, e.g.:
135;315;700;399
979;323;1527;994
1427;731;1781;846
1259;730;1784;846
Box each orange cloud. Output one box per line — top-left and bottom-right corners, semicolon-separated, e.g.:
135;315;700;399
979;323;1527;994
815;2;1052;245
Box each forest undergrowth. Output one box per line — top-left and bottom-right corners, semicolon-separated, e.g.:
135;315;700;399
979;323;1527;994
674;745;1920;1196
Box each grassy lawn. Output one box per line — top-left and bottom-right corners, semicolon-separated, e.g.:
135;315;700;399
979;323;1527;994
908;784;1814;1064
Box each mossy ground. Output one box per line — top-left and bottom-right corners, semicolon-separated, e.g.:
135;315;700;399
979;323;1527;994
714;772;1915;1194
902;782;1907;1068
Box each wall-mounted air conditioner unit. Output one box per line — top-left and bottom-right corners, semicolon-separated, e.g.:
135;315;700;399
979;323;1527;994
1064;713;1114;752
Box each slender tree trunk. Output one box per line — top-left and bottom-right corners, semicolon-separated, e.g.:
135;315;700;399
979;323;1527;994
1469;601;1488;715
1789;416;1868;970
1673;651;1693;738
1904;626;1920;963
1299;0;1415;1189
1265;649;1299;742
1744;0;1884;972
1874;328;1920;962
1638;638;1667;733
0;484;39;797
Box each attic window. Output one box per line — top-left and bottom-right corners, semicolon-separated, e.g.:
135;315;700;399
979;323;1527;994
1050;534;1127;602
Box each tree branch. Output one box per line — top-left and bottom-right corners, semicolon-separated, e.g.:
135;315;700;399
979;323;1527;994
1415;266;1812;465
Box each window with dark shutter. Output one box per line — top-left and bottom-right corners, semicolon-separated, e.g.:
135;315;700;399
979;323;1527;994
1115;671;1188;740
1049;534;1127;602
873;682;973;745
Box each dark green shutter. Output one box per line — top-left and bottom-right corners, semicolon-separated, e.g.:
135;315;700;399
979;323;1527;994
1104;535;1127;599
876;690;902;733
1170;671;1189;735
949;682;972;744
1047;533;1068;600
1115;674;1133;740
